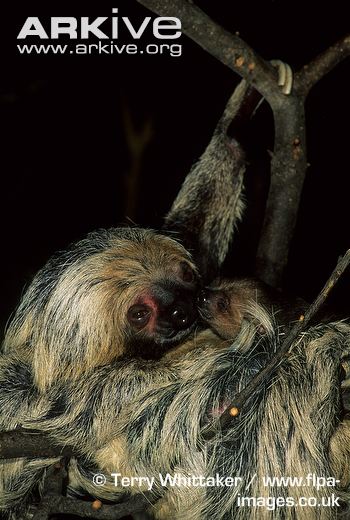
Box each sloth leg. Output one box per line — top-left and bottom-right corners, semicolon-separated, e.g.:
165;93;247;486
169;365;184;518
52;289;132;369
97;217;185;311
164;81;262;281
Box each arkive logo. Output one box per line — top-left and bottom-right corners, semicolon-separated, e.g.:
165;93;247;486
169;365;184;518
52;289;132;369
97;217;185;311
17;8;182;40
16;8;182;57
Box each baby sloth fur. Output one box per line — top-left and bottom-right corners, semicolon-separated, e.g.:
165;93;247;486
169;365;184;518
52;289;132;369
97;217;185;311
198;277;308;342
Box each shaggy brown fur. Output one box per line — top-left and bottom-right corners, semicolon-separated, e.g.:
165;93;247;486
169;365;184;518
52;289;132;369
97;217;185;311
0;81;250;519
1;80;348;520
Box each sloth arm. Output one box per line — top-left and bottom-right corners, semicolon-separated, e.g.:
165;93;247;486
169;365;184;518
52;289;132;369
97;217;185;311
0;333;224;463
0;357;180;455
163;81;258;281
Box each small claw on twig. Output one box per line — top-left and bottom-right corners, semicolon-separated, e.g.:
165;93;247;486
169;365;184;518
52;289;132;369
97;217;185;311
270;59;294;95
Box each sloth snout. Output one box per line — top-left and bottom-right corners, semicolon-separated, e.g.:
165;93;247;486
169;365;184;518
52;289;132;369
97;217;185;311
198;288;230;318
152;281;198;332
169;301;197;330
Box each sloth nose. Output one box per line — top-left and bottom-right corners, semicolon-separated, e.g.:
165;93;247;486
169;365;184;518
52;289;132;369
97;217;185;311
152;280;198;331
198;289;211;307
170;302;197;329
198;289;229;314
198;289;213;319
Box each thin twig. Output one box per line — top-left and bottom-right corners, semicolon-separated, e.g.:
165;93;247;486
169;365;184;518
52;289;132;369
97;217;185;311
122;97;154;220
295;35;350;96
202;249;350;441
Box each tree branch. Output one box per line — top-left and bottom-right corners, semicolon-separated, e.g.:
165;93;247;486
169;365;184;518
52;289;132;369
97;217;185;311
31;493;151;520
136;0;350;287
135;0;284;108
256;97;307;287
0;429;72;459
295;34;350;97
0;441;152;520
122;97;154;220
257;38;350;286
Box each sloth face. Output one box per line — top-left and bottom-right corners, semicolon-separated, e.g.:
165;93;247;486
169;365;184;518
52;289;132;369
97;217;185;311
60;228;200;359
198;278;306;341
4;227;200;387
197;278;261;340
125;258;199;357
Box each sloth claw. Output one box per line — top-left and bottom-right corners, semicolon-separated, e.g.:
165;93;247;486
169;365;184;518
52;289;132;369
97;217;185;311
270;59;293;95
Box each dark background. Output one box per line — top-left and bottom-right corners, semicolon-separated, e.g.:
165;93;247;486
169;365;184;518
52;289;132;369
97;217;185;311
0;1;349;336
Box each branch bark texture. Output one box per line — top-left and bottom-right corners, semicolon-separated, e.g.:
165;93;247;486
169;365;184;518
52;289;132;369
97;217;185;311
137;0;350;287
136;0;284;108
0;429;72;459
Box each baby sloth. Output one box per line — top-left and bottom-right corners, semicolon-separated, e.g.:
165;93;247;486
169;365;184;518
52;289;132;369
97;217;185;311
198;277;307;343
196;277;349;418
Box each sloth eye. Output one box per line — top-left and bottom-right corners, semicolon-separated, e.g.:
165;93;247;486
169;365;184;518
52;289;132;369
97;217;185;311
180;262;195;283
217;297;229;312
127;304;151;329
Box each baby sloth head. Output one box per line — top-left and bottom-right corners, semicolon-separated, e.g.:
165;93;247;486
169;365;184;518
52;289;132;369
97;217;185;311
3;228;199;390
198;278;306;342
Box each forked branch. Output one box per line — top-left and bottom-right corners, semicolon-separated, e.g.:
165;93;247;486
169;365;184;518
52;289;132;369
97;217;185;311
136;0;350;287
